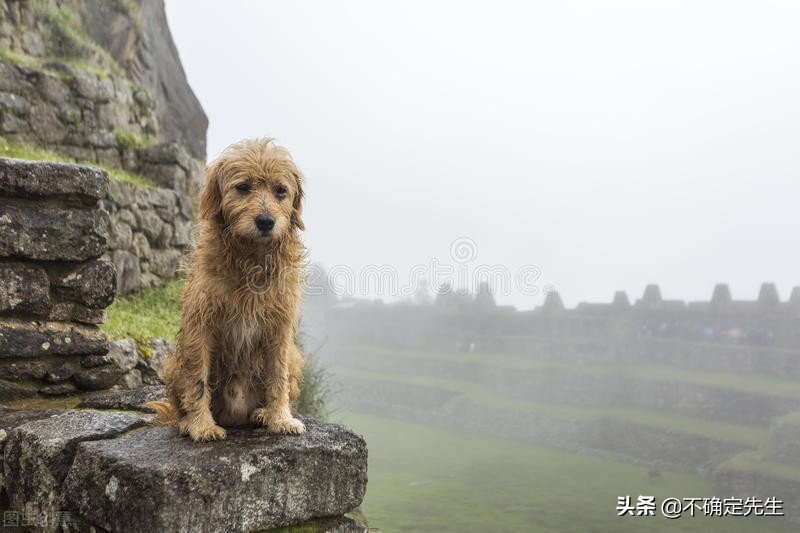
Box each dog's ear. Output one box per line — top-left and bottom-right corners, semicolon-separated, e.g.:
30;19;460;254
291;169;305;231
199;160;223;222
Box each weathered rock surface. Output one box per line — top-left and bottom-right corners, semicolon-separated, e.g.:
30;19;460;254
0;157;108;205
2;409;147;522
0;407;65;491
77;384;166;413
0;261;50;315
51;260;116;309
0;318;108;358
0;204;109;261
63;419;368;533
72;363;124;391
0;379;37;401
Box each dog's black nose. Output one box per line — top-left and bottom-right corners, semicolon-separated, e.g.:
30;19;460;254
255;214;275;233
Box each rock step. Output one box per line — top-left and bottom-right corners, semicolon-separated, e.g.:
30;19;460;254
0;157;108;206
0;204;109;262
0;408;368;533
0;318;108;359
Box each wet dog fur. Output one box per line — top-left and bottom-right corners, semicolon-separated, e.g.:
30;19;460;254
146;138;306;442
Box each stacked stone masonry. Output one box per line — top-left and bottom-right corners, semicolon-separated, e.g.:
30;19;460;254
1;0;208;294
106;146;195;295
0;157;118;399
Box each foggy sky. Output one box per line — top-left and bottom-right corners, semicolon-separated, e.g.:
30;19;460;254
164;1;800;309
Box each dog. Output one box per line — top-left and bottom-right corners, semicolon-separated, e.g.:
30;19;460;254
146;138;307;442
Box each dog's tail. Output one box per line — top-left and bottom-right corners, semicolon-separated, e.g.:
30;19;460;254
144;400;180;426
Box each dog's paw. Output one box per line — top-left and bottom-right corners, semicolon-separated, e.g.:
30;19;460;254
179;418;227;442
251;408;305;435
190;423;227;442
269;417;306;435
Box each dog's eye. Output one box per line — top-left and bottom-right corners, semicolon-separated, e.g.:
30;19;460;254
275;185;288;198
235;183;251;193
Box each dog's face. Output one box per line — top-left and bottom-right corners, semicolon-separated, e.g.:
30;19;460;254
199;138;304;242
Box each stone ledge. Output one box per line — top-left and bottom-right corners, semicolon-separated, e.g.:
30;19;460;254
77;384;166;412
0;204;109;262
0;318;108;358
0;157;108;206
64;419;368;533
2;409;148;524
0;405;369;533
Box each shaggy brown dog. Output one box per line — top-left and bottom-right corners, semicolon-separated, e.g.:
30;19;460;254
146;138;306;442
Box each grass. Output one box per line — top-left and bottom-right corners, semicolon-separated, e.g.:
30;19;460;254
101;279;184;343
719;453;800;482
346;344;800;400
32;0;123;76
775;411;800;426
336;410;792;533
114;128;152;149
333;366;765;447
0;47;39;68
0;136;156;188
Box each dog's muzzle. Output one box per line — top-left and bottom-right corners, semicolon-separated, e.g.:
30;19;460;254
254;214;276;234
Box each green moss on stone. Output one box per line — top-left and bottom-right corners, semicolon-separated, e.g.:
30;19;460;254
0;136;156;188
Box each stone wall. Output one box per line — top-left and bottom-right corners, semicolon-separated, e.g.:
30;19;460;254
0;0;207;159
105;149;194;294
0;0;207;293
0;157;119;399
0;59;199;294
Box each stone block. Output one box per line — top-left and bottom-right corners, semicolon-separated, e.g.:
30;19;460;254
0;359;48;381
46;303;106;325
0;262;50;315
0;205;109;261
0;318;108;358
138;209;165;245
62;419;368;532
172;219;192;246
137;142;192;172
107;179;134;208
0;91;27;115
87;129;117;148
109;220;133;250
0;157;108;204
77;385;166;413
111;249;140;295
107;338;138;373
141;163;186;190
52;260;116;309
149;248;181;277
29;103;66;143
73;364;124;391
3;410;147;525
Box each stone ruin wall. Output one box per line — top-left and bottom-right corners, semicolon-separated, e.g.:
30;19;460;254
0;157;116;400
0;0;208;295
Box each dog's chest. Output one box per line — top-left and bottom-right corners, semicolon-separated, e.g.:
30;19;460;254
220;315;270;356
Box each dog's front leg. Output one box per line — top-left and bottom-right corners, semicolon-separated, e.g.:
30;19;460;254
251;334;306;434
174;320;227;442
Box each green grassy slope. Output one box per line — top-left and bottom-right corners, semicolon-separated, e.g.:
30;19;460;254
337;411;791;533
